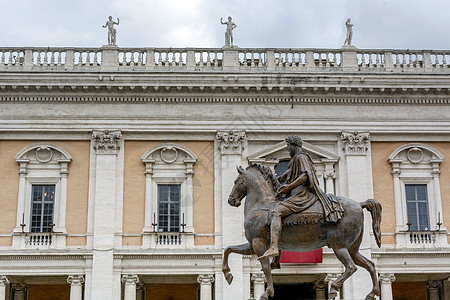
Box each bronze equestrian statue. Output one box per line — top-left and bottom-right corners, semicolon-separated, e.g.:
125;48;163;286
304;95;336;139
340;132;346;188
222;136;382;300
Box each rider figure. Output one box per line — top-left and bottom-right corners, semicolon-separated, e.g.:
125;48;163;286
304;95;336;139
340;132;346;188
259;135;344;260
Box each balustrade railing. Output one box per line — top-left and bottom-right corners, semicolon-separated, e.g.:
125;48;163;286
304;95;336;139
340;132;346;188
409;231;435;245
1;46;449;73
156;232;182;246
27;233;52;246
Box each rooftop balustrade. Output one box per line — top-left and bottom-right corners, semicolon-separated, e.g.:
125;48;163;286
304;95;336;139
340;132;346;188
0;46;449;73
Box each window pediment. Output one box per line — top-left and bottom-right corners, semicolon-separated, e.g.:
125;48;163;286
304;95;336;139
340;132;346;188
141;143;198;175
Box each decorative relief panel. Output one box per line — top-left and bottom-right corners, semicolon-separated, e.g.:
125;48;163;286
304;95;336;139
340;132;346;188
92;130;122;154
341;131;370;155
216;130;246;155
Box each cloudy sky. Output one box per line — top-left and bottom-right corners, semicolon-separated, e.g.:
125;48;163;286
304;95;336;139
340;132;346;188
1;0;449;50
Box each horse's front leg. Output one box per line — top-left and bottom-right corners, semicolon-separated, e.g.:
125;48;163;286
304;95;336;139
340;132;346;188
222;243;254;285
253;238;274;300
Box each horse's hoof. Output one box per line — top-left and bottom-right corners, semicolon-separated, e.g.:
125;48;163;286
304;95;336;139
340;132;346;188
225;273;233;285
258;293;268;300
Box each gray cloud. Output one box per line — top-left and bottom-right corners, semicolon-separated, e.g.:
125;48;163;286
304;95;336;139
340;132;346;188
0;0;448;49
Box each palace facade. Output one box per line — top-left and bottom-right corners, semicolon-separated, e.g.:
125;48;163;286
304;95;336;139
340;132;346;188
0;45;450;300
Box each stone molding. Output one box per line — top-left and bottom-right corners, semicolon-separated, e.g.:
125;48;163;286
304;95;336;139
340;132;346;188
92;130;122;154
122;274;139;285
3;95;450;104
216;130;246;155
197;274;215;285
67;275;85;286
341;131;370;155
379;273;396;284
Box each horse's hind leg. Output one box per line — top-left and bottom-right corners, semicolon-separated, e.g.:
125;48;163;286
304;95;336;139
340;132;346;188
253;238;274;300
222;243;254;285
350;251;380;300
329;248;357;299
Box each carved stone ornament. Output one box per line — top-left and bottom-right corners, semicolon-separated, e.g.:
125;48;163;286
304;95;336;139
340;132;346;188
67;275;85;285
341;131;370;155
379;273;396;284
35;147;53;163
197;274;215;285
313;280;327;290
427;280;442;290
251;273;266;284
407;147;424;164
122;274;139;284
92;130;122;154
0;276;9;286
216;130;246;155
160;146;178;164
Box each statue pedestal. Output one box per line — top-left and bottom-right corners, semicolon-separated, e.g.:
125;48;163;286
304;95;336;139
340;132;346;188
341;45;358;71
101;45;119;71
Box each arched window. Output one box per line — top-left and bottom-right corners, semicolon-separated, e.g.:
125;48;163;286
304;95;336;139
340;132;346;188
12;143;72;249
141;143;197;248
388;143;447;247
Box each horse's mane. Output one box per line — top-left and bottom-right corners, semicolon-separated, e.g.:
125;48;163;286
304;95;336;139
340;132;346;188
247;163;280;192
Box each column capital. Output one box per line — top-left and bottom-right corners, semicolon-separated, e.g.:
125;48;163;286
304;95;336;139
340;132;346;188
216;130;246;155
197;274;215;285
251;273;266;284
341;131;370;155
324;273;340;283
0;276;9;286
122;274;139;285
379;273;396;284
92;130;122;154
11;283;27;292
427;280;442;290
67;275;84;286
313;280;326;290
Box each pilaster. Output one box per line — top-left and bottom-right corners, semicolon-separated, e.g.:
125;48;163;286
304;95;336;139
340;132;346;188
313;280;327;300
215;130;246;300
379;273;395;300
251;273;266;300
198;275;215;300
68;275;84;300
0;277;9;300
11;283;27;300
90;129;123;300
340;130;373;299
122;275;139;300
427;280;442;300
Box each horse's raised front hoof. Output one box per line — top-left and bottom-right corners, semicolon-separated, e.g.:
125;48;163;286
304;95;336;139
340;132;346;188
364;293;376;300
225;273;233;285
258;292;268;300
329;288;338;299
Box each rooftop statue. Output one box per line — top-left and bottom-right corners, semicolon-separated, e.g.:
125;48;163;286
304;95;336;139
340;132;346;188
220;16;237;47
103;16;120;46
223;135;382;300
344;18;354;46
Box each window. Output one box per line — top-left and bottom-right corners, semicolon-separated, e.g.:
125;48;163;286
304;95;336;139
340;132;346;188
275;160;289;176
31;185;55;233
405;184;429;231
388;143;447;247
13;143;72;249
141;143;198;248
158;184;181;232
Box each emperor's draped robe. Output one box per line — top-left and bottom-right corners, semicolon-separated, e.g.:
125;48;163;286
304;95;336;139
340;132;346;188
280;151;344;222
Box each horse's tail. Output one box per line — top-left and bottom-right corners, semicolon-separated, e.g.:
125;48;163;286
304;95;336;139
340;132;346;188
360;198;382;248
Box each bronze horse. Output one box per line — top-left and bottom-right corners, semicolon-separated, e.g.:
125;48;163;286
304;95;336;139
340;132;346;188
222;164;382;300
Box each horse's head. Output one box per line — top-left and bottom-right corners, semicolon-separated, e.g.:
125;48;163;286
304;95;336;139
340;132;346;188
228;166;247;207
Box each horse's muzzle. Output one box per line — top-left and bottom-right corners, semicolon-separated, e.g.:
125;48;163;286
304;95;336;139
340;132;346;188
228;197;241;207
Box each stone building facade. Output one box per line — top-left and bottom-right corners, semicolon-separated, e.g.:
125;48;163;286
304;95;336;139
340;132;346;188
0;45;450;299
